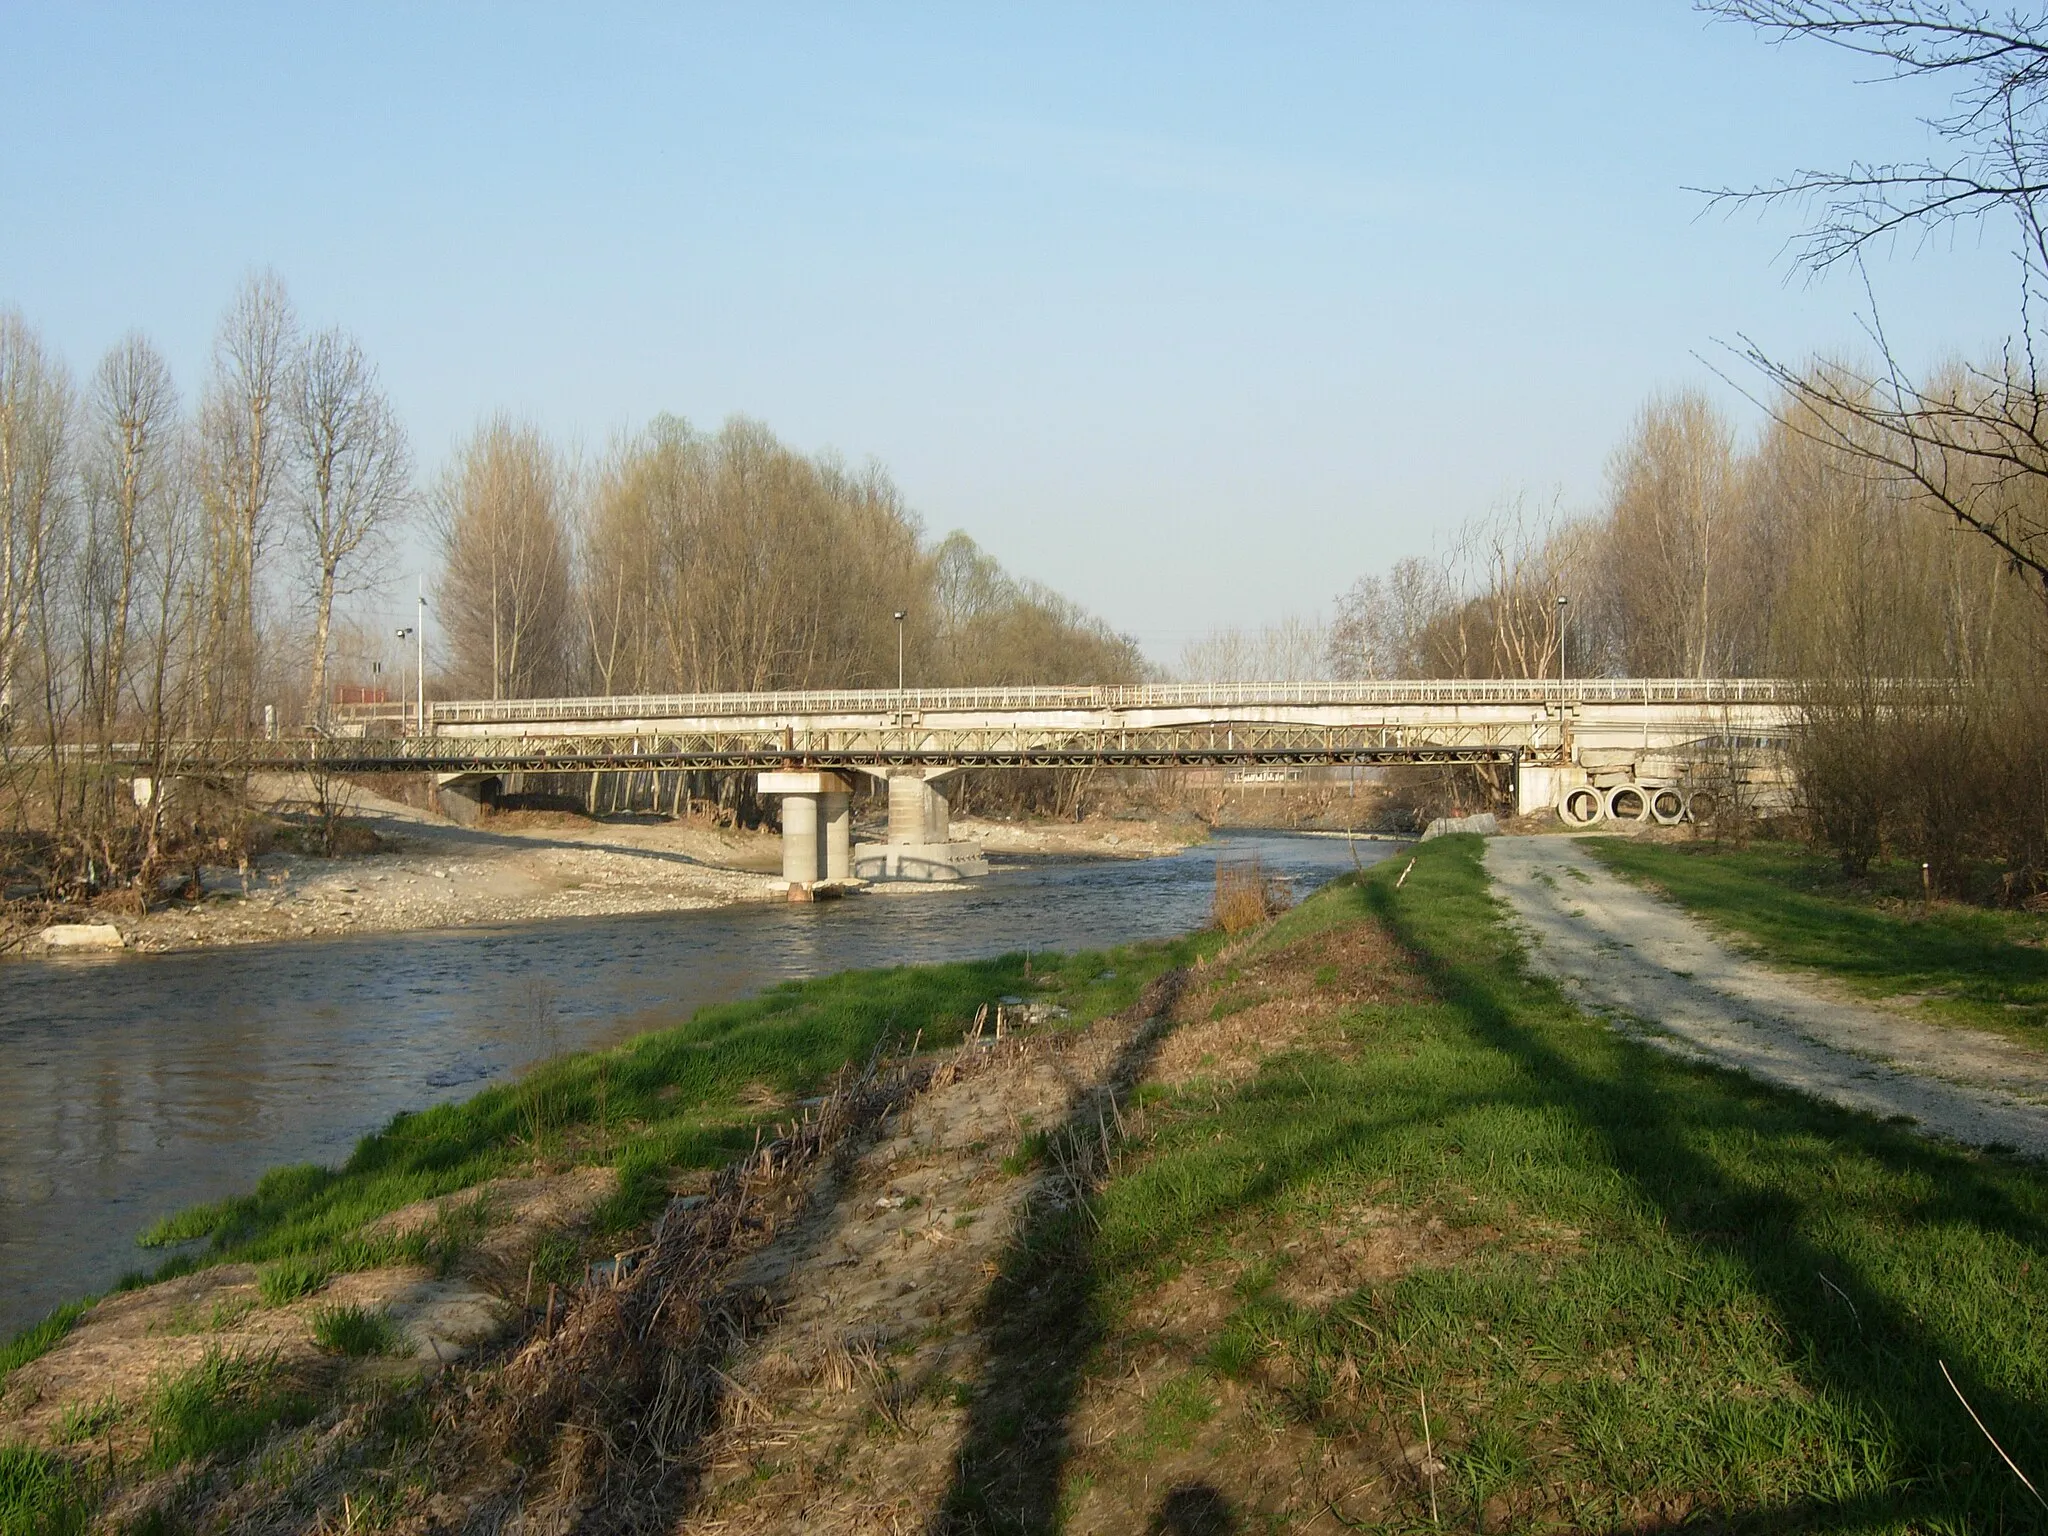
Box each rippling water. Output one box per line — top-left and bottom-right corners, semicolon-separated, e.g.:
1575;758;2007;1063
0;829;1393;1337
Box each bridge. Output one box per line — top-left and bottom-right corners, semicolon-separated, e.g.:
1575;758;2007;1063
308;679;1799;889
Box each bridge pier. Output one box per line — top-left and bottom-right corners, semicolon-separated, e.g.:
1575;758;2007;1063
856;771;987;881
759;771;854;891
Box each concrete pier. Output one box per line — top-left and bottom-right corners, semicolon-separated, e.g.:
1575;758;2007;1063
856;771;987;881
758;770;855;890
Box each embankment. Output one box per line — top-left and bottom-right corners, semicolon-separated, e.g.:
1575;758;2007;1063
6;838;2045;1532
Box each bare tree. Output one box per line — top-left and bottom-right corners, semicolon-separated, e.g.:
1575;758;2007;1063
1707;2;2048;604
1177;616;1331;681
1328;556;1457;679
436;417;575;699
1604;392;1743;676
288;328;412;719
0;313;73;743
80;334;180;745
197;271;297;728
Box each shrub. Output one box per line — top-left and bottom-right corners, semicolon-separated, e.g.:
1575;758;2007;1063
1212;856;1292;933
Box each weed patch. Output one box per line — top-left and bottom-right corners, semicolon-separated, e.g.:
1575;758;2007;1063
0;1443;83;1535
145;1348;313;1470
308;1304;399;1357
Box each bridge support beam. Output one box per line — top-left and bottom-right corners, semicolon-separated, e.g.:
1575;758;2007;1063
759;771;854;892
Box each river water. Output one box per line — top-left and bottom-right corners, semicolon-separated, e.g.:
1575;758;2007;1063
0;829;1393;1338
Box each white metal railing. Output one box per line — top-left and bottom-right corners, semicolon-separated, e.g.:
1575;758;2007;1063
331;677;1801;728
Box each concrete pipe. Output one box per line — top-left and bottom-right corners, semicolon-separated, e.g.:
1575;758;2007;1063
1650;787;1686;826
1605;785;1649;822
1559;786;1605;827
1685;790;1717;825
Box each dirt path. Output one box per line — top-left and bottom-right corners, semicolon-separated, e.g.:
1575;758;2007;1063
1485;835;2048;1156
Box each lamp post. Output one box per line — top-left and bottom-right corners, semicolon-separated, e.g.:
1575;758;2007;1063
893;610;907;714
395;628;415;732
1555;596;1569;697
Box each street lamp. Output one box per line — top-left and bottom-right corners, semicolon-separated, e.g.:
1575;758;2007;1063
1555;596;1569;697
893;610;907;711
396;626;418;734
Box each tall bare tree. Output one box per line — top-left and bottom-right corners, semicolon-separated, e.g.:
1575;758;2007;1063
0;313;74;743
288;328;412;719
436;416;575;699
80;333;179;745
197;271;297;728
1604;392;1742;676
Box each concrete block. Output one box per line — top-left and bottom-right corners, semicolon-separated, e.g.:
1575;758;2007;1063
1420;812;1499;841
41;923;125;951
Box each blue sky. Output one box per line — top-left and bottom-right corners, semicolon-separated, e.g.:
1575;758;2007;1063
0;3;2018;661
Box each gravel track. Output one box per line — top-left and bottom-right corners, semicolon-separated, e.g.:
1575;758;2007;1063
1485;835;2048;1157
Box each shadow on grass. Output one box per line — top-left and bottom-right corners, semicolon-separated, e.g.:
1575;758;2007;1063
1373;837;2048;1531
929;975;1186;1535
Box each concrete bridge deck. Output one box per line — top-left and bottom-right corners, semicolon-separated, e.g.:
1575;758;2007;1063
312;679;1801;881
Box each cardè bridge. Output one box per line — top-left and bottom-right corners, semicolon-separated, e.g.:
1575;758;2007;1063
287;679;1800;888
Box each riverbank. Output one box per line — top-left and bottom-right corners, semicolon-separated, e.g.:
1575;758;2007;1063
5;782;1205;956
6;837;2045;1532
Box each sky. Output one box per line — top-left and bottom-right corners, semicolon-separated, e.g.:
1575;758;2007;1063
0;3;2022;665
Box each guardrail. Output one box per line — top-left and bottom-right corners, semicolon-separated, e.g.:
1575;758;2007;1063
332;677;1801;728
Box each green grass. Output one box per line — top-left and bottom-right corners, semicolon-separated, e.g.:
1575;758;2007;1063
257;1256;330;1306
0;1300;89;1391
0;1443;84;1535
948;838;2048;1531
145;1347;314;1471
123;939;1189;1297
308;1304;400;1357
1586;837;2048;1041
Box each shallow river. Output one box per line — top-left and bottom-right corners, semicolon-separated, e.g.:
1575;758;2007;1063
0;829;1393;1338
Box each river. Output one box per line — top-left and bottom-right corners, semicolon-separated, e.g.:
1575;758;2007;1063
0;829;1395;1338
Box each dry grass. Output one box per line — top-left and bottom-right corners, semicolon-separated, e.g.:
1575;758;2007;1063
1211;855;1293;933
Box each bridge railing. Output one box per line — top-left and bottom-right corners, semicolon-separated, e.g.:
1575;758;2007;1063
334;678;1801;729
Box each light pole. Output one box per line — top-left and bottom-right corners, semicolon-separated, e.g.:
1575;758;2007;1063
416;577;427;734
1555;595;1569;697
395;628;415;732
893;610;907;713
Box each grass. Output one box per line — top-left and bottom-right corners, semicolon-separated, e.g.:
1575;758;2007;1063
0;1300;88;1391
0;1443;83;1535
257;1256;329;1306
308;1304;400;1357
145;1347;314;1471
109;938;1187;1310
945;838;2048;1531
1585;837;2048;1041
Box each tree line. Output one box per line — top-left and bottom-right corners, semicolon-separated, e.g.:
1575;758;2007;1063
0;276;1139;895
